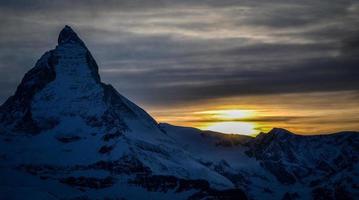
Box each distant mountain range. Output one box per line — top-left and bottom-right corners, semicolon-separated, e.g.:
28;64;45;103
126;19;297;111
0;26;358;200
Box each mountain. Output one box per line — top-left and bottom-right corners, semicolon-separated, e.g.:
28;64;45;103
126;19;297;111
0;26;358;200
0;25;243;200
160;124;359;199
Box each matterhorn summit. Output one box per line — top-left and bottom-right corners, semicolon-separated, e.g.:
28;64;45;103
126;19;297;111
0;25;159;138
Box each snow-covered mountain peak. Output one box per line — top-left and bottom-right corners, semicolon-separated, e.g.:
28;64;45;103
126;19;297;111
268;127;293;135
56;25;101;83
266;127;295;139
0;26;156;136
0;26;239;193
58;25;85;47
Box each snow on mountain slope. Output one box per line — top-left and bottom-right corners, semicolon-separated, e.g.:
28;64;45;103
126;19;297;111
159;123;255;168
0;26;245;200
161;124;359;199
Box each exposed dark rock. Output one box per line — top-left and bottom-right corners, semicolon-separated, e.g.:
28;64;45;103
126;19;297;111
102;131;122;141
135;141;170;158
17;164;67;175
189;188;247;200
0;153;7;161
85;116;103;127
58;25;84;45
67;196;126;200
316;160;334;173
261;161;296;185
100;110;128;133
281;192;300;200
128;174;247;200
98;145;114;154
56;135;81;143
85;50;101;83
101;83;158;128
0;50;57;134
89;155;151;175
59;176;114;189
17;155;151;178
263;187;273;193
128;175;209;192
209;160;250;188
310;179;322;187
334;185;354;200
312;187;334;200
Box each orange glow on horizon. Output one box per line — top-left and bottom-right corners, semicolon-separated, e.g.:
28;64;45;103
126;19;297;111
147;91;359;136
194;109;258;135
200;121;258;136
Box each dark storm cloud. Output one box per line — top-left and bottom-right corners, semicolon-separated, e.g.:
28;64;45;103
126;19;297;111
111;58;359;105
0;0;358;106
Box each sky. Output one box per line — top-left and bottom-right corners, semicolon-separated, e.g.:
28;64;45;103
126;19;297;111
0;0;359;135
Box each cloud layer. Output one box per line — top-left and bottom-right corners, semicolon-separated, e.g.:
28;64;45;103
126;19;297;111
0;0;358;134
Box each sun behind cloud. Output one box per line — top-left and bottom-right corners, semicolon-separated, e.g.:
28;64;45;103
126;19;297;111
196;109;255;119
196;109;258;135
204;121;257;136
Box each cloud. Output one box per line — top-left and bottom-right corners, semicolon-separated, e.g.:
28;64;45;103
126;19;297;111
0;0;358;109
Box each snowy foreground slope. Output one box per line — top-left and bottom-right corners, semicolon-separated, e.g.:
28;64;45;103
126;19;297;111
160;124;359;200
0;26;358;200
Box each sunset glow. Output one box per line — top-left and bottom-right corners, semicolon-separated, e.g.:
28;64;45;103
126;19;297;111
196;109;255;120
149;91;359;136
195;109;258;135
203;121;257;136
